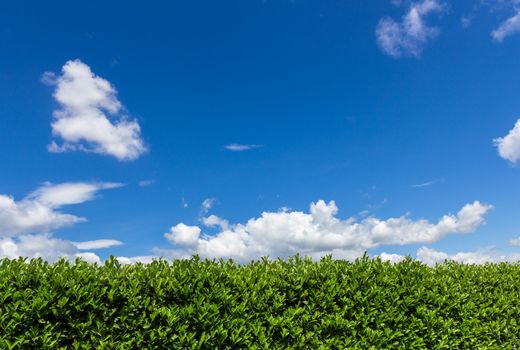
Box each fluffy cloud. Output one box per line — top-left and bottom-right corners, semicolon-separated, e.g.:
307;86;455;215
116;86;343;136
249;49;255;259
416;246;520;266
224;144;263;151
494;119;520;164
492;9;520;42
164;223;201;248
161;199;492;262
45;59;146;161
376;0;445;58
0;182;121;237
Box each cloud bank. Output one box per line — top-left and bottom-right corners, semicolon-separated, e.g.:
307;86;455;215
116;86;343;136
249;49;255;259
161;199;492;262
380;246;520;266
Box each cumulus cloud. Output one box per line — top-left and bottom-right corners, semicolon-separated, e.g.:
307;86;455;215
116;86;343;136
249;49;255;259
416;246;520;266
376;0;445;58
494;119;520;164
161;199;492;262
0;235;101;263
0;182;121;237
164;223;201;248
224;144;263;152
45;59;146;161
492;9;520;42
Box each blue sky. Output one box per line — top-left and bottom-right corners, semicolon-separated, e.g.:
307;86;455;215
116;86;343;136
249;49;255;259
1;0;520;264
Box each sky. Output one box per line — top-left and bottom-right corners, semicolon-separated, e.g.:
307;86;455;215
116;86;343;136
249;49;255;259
1;0;520;264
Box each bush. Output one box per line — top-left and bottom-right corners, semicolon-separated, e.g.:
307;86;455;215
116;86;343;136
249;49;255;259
0;255;519;349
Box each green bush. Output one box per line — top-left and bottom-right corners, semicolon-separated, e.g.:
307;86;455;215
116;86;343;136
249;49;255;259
0;255;519;349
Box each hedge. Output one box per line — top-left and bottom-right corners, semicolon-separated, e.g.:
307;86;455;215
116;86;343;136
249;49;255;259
0;255;519;349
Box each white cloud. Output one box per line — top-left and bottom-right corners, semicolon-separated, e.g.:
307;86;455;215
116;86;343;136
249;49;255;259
201;198;216;214
376;0;445;58
492;9;520;42
161;199;492;262
0;182;121;236
0;234;101;263
415;246;449;265
416;246;520;266
0;182;124;263
73;239;123;250
224;144;263;152
509;236;520;246
494;119;520;164
45;59;146;161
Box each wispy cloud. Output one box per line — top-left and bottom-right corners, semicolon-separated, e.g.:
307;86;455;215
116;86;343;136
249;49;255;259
411;178;444;188
74;239;123;250
492;9;520;42
138;179;155;187
201;198;216;214
376;0;445;58
224;144;263;152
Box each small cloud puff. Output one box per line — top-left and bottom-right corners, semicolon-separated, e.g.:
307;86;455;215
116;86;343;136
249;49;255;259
376;0;445;58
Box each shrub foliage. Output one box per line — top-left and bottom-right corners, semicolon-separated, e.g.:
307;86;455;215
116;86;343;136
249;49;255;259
0;255;519;349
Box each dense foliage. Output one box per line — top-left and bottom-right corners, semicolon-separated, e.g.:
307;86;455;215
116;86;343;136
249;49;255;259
0;255;519;349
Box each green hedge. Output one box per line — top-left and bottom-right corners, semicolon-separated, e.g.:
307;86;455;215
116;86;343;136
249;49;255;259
0;255;519;349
